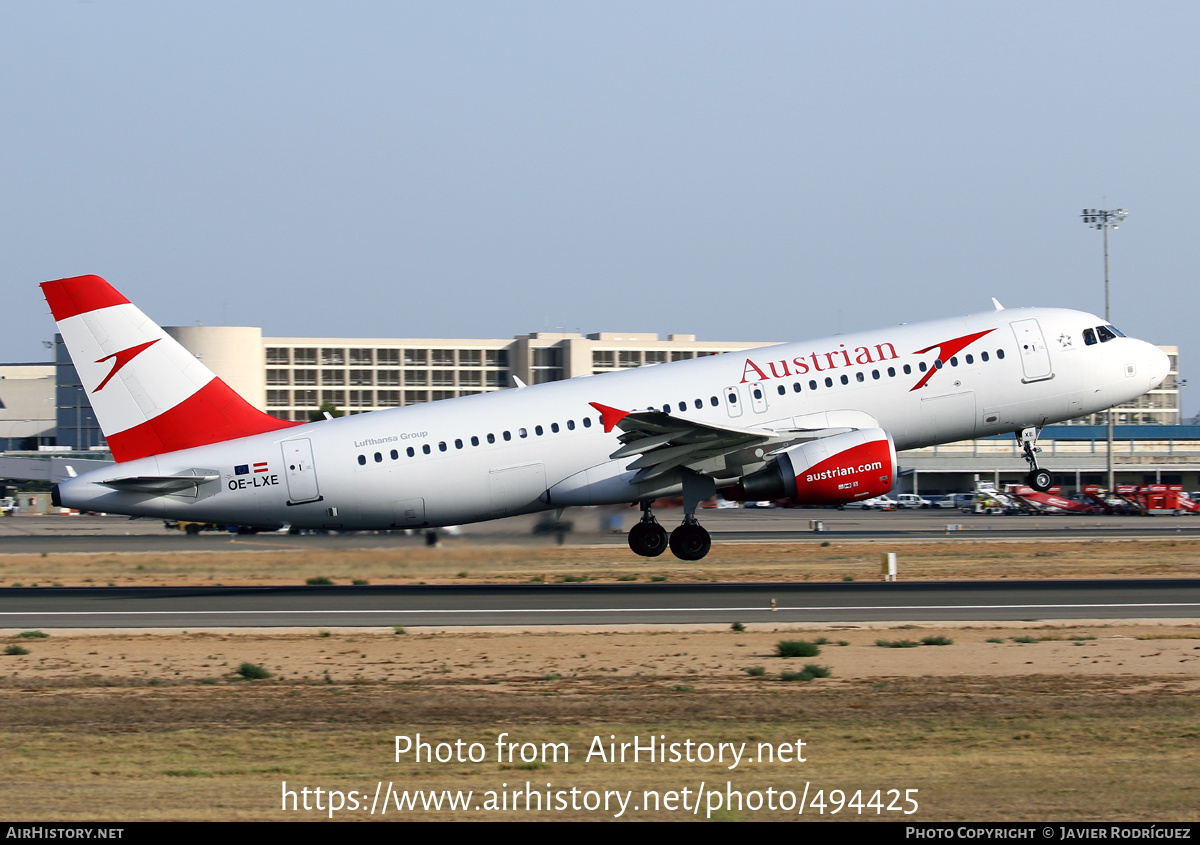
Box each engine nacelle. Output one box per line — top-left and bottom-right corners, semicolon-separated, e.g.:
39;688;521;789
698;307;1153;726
722;428;896;506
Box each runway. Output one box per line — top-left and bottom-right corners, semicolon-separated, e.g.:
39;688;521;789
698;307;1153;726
2;508;1200;554
2;579;1198;628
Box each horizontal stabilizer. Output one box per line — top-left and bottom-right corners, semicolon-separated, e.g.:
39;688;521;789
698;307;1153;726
97;470;220;494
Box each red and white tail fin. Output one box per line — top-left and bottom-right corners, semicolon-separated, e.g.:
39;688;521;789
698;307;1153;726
42;274;297;463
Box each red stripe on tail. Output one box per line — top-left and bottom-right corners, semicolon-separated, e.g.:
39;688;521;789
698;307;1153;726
41;275;132;321
104;378;299;463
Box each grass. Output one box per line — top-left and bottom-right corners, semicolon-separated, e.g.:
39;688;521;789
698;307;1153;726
775;640;821;658
730;622;746;633
876;639;920;648
393;626;406;635
4;645;30;655
1012;636;1041;644
236;663;272;680
920;635;954;646
305;577;333;586
745;666;766;677
16;631;49;639
780;664;831;682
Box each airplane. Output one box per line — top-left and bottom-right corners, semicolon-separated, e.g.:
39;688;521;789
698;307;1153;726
44;274;1169;561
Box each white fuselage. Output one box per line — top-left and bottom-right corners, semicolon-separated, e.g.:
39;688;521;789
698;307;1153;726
56;307;1169;530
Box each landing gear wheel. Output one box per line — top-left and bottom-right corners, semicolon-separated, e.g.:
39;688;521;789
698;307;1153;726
628;521;668;557
1029;469;1053;493
669;522;712;561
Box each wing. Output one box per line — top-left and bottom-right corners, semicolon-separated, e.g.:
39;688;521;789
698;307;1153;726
590;402;880;484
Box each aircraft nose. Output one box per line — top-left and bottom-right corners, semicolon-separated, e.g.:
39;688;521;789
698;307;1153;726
1144;343;1170;390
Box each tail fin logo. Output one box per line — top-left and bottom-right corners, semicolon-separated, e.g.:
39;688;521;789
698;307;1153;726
92;339;160;393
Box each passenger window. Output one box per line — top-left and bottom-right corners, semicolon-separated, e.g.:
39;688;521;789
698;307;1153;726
840;375;848;385
581;418;591;428
713;395;721;405
503;430;512;441
903;364;912;375
981;351;989;362
374;452;382;463
567;420;575;430
678;401;686;412
950;357;958;367
694;398;703;408
535;426;544;436
887;367;896;377
824;377;833;387
357;455;366;466
439;442;447;451
918;362;927;372
964;354;973;364
422;444;431;455
809;380;818;390
872;370;879;379
406;447;415;457
455;439;463;449
471;436;480;447
997;349;1005;359
662;404;671;413
793;382;802;392
551;423;560;433
487;433;496;444
727;392;737;404
777;385;786;395
391;449;398;460
519;427;529;437
934;359;943;369
856;372;865;382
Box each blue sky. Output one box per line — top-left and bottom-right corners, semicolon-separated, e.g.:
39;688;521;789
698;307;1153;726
3;2;1197;413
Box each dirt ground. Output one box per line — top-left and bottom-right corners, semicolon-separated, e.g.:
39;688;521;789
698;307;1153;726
3;536;1200;586
1;540;1198;821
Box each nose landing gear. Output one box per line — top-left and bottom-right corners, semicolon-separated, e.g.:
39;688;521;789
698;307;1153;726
1018;426;1053;492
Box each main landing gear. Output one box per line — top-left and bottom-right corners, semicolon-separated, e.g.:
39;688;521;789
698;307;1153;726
1018;426;1053;493
628;470;715;561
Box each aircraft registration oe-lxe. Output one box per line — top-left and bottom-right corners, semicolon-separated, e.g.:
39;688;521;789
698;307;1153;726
46;274;1168;561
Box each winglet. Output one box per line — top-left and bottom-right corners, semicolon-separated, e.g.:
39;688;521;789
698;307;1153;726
512;375;527;389
991;297;1004;311
589;402;630;433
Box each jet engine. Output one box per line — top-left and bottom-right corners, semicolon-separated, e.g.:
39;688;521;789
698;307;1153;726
721;428;896;506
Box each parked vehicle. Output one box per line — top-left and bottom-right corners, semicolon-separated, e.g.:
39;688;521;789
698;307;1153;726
932;493;975;509
895;494;932;509
844;495;897;510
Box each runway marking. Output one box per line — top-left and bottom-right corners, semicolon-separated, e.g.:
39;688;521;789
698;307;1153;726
1;602;1198;617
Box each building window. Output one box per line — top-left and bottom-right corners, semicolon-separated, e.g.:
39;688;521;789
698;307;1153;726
321;348;345;366
267;390;289;407
405;349;428;366
377;369;400;386
432;349;455;365
460;371;482;387
432;370;455;387
349;369;373;385
593;351;615;368
267;369;290;386
293;348;317;366
321;370;346;386
377;348;400;365
644;350;667;364
460;350;481;366
349;348;373;365
407;370;429;386
377;390;400;406
267;348;290;365
486;350;508;368
618;351;641;368
293;369;317;386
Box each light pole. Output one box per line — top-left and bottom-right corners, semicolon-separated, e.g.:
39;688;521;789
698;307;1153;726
1081;207;1128;493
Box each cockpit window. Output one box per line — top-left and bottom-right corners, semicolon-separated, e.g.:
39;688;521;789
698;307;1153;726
1096;325;1117;343
1106;324;1126;337
1083;328;1097;346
